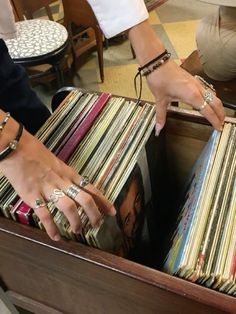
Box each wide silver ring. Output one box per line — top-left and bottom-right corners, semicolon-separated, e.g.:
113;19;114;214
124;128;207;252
49;189;65;204
79;176;90;188
65;184;81;200
34;198;47;210
197;101;208;112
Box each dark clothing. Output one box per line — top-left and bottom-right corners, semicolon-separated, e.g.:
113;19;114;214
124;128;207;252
0;39;51;134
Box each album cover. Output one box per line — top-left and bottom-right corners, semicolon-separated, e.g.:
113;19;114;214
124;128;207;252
163;128;221;276
93;146;154;256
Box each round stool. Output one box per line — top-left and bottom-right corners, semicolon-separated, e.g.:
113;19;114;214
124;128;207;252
4;19;69;87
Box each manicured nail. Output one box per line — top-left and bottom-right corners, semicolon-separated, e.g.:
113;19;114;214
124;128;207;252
155;123;162;137
110;206;116;216
53;234;61;241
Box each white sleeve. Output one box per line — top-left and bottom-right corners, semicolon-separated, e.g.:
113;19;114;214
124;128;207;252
87;0;149;38
0;0;16;40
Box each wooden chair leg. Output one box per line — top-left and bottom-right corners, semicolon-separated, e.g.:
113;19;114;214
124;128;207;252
130;44;136;59
104;37;109;50
94;27;104;83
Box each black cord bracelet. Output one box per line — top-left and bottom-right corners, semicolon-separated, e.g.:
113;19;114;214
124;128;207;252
134;49;171;104
138;49;168;72
0;122;24;161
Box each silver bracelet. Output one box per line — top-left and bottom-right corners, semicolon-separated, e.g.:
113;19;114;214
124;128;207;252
0;112;11;134
0;123;23;161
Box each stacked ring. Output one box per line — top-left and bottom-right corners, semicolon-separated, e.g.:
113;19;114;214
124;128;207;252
65;184;81;200
195;75;216;112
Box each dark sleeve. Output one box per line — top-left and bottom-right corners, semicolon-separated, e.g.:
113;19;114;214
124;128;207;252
0;39;51;134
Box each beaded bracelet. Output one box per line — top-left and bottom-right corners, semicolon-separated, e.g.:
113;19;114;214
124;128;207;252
134;49;171;104
138;50;171;77
0;122;24;161
0;112;11;134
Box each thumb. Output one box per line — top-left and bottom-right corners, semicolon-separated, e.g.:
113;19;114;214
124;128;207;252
155;100;168;136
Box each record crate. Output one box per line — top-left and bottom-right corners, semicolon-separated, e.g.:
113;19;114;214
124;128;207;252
0;90;235;314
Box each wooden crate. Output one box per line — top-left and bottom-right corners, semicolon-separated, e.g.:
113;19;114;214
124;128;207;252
0;101;235;314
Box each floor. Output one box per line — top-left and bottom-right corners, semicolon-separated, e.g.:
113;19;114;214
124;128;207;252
34;0;219;110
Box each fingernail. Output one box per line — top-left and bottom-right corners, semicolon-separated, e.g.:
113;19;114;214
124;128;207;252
53;234;61;241
110;206;116;216
155;123;162;137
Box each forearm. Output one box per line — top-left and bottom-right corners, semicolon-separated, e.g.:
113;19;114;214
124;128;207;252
127;20;165;66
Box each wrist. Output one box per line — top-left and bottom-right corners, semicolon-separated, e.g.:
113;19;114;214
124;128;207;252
0;111;19;150
0;110;24;162
128;20;165;66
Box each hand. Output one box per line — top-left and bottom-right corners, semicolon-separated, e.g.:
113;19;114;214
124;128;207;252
128;21;225;133
146;59;225;133
1;127;116;241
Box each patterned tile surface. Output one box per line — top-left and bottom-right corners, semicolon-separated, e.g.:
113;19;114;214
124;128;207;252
33;0;218;106
157;0;217;23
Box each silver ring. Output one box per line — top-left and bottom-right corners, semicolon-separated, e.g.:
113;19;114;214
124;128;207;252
49;189;65;203
203;90;214;104
197;100;208;112
34;198;47;210
65;184;81;200
79;176;90;188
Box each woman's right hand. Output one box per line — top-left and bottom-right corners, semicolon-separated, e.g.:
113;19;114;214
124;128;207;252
128;20;225;133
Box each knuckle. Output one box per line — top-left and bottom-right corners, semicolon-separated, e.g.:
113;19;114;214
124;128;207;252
61;200;76;215
215;98;223;109
93;216;101;226
188;85;200;100
82;194;95;208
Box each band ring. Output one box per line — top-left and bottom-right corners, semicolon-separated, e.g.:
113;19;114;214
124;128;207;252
49;189;65;204
79;176;90;188
65;184;81;200
197;101;208;112
34;198;47;210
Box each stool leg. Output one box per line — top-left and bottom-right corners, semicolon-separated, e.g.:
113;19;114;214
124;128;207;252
53;62;64;88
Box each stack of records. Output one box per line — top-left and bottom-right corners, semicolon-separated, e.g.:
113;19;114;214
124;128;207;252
0;89;155;256
164;122;236;296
